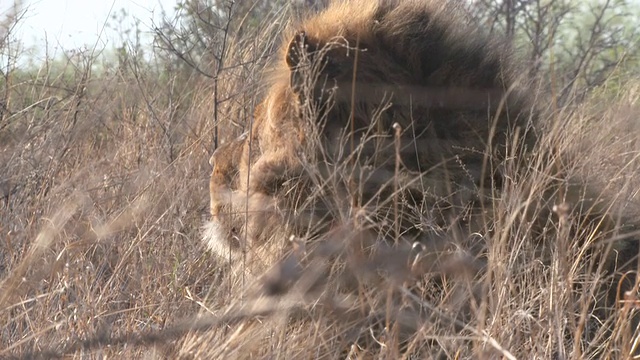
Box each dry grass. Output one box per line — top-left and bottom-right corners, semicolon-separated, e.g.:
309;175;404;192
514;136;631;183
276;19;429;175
1;3;640;360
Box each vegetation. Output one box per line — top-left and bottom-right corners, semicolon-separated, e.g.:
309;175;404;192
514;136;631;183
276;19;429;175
0;0;639;358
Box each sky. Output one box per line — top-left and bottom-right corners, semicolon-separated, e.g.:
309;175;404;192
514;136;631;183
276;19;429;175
1;0;179;62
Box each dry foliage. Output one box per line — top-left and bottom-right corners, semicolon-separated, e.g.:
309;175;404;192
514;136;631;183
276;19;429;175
1;1;640;359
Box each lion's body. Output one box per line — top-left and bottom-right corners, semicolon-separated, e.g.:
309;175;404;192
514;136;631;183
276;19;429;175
203;1;638;348
205;0;542;265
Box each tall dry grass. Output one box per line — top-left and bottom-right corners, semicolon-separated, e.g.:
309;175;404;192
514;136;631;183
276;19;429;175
1;3;640;360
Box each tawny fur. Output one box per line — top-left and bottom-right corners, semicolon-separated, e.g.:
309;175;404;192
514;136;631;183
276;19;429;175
205;0;535;263
204;0;638;331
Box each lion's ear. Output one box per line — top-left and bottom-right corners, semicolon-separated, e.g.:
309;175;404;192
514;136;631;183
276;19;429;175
286;31;318;69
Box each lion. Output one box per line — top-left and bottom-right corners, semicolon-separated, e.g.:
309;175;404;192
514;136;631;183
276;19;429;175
203;0;639;354
205;0;536;261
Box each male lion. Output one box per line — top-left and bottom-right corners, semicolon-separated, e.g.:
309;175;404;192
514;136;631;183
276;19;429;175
205;0;537;264
204;0;638;354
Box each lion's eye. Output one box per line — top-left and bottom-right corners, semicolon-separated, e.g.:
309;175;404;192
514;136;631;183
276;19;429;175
323;57;342;78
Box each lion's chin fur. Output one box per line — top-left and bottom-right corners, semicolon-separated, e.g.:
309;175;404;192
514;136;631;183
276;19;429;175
202;218;287;276
201;220;238;262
